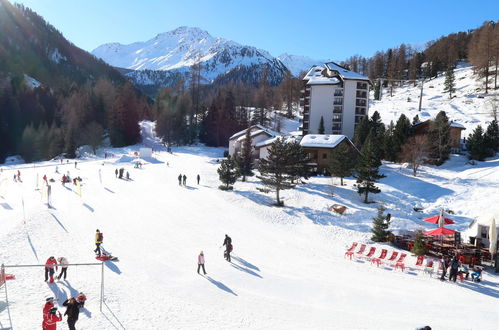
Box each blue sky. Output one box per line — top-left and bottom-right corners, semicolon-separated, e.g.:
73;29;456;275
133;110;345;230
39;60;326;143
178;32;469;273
14;0;499;60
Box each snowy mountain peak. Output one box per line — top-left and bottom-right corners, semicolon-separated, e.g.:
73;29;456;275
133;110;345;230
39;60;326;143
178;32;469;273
277;53;325;76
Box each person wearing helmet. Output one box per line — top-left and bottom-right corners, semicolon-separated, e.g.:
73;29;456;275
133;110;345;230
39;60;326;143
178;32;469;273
45;257;58;283
57;257;68;280
42;306;62;330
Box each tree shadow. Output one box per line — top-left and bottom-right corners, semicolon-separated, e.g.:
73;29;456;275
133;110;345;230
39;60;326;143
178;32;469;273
231;263;262;278
233;189;275;206
26;233;39;262
50;213;68;233
82;203;94;212
204;276;237;296
459;281;499;299
104;261;122;275
231;256;260;272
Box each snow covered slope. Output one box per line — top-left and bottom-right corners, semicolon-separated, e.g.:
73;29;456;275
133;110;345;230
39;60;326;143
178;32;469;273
92;26;287;83
277;53;325;76
370;63;498;134
1;121;498;329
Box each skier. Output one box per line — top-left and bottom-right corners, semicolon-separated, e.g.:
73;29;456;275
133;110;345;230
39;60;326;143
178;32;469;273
182;174;187;186
197;174;200;185
197;251;207;275
223;234;233;262
178;174;182;186
45;256;58;283
94;229;103;257
57;257;68;280
62;297;83;330
42;307;62;330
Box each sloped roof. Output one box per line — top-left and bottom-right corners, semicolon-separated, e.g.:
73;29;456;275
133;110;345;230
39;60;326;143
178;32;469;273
299;134;347;149
324;62;370;81
229;125;280;140
255;135;302;148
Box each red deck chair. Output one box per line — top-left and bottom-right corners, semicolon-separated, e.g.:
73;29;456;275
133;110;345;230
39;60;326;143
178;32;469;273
394;253;407;271
423;259;435;276
371;249;387;266
360;246;375;259
414;255;425;271
344;242;358;259
385;251;399;264
354;244;367;258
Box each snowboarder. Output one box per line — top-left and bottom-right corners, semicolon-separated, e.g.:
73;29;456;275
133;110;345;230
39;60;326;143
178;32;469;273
182;174;187;186
115;169;118;178
223;234;233;262
197;174;200;185
94;229;103;256
42;307;62;330
45;256;58;283
197;251;207;275
62;297;83;330
57;257;68;280
178;174;182;186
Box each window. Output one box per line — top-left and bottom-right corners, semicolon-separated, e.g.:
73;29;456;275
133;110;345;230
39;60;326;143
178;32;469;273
356;91;367;98
333;106;343;113
332;123;342;131
334;89;343;96
357;82;367;90
332;114;342;122
334;97;343;105
356;99;367;106
322;153;327;160
355;107;366;115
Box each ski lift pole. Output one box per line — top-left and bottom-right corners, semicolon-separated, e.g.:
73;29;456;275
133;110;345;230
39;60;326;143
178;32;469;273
1;264;14;330
100;261;104;312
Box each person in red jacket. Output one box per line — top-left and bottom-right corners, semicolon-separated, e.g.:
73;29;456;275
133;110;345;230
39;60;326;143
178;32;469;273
45;256;58;283
43;297;55;319
42;307;62;330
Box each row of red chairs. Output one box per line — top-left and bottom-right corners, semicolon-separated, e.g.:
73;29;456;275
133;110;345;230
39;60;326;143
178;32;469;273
345;242;407;271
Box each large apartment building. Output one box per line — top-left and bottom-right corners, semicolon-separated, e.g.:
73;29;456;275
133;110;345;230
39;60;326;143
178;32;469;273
300;62;370;139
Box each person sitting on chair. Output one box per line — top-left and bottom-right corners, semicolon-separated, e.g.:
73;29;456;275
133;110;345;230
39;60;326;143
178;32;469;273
471;266;482;282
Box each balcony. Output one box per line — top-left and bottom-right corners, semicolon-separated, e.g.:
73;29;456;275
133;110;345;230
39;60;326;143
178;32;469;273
356;91;367;98
334;89;344;96
356;99;367;107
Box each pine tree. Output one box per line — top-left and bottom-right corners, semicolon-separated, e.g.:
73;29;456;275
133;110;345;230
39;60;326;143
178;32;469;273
284;140;310;183
428;111;451;165
393;114;412;160
374;80;381;100
467;125;488;161
371;206;391;242
443;65;456;99
412;232;428;256
236;128;254;181
318;116;325;134
217;159;240;190
484;119;499;155
328;142;357;185
353;116;370;148
257;138;296;206
354;132;385;203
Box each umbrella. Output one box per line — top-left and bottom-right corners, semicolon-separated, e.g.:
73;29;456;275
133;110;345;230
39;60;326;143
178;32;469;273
489;218;497;256
424;227;456;236
424;209;455;225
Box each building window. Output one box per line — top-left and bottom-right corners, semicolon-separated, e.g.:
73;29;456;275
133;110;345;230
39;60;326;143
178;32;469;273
356;99;367;107
332;123;342;131
322;153;327;159
334;97;343;105
357;82;367;90
334;89;343;96
355;107;366;115
356;90;367;98
333;106;343;113
332;114;342;122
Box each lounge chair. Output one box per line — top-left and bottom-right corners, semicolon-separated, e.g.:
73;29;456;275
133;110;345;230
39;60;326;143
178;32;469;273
344;242;358;259
393;253;407;271
385;251;399;264
423;259;435;277
361;246;376;260
371;249;388;266
414;255;425;271
355;244;367;258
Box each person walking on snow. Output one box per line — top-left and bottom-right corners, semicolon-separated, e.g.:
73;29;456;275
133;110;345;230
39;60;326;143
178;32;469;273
45;256;58;283
197;251;207;275
182;174;187;186
62;297;83;330
42;307;62;330
43;297;55;319
449;256;460;282
197;174;200;185
94;229;103;256
223;234;233;262
57;257;68;280
178;174;182;186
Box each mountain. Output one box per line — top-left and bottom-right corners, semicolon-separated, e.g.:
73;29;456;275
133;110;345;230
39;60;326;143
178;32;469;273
277;53;325;76
0;0;124;89
92;26;289;90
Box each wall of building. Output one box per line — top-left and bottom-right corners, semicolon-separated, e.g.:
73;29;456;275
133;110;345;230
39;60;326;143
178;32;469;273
343;80;357;138
309;85;335;135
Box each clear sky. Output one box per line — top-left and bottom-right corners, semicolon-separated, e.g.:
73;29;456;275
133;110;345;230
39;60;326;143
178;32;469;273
14;0;499;61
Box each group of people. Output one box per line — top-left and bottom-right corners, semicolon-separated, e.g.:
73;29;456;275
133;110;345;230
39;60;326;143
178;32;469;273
178;174;201;186
115;168;130;180
42;293;86;330
196;234;233;275
440;254;483;283
44;257;69;283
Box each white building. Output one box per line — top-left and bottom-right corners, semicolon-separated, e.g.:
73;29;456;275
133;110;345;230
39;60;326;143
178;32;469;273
228;125;281;158
300;62;370;139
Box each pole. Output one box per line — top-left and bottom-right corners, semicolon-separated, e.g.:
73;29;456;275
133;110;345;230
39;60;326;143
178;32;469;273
418;79;424;112
100;261;104;312
2;264;14;330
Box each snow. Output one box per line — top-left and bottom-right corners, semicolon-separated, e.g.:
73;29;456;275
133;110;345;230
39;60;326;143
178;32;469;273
48;48;67;64
1;121;499;329
325;62;370;81
23;74;41;89
300;134;346;148
277;53;325;77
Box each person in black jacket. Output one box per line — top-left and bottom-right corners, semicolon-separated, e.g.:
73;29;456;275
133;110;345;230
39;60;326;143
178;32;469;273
440;255;450;281
449;256;460;282
223;234;232;262
62;297;83;330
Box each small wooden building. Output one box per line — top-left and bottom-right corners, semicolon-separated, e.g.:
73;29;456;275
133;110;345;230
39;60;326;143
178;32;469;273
413;120;466;152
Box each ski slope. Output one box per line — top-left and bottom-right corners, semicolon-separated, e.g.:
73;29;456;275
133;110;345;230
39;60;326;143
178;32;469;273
1;122;499;329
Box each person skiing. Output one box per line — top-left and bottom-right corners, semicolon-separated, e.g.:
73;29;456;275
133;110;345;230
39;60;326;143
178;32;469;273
94;229;103;256
42;307;62;330
57;257;68;280
182;174;187;186
223;234;233;262
62;297;83;330
178;174;182;186
197;251;207;275
45;256;58;283
197;174;200;185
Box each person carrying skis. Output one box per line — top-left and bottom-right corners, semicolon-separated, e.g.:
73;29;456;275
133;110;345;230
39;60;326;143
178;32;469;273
45;256;58;283
94;229;103;257
42;307;62;330
57;257;68;280
62;297;83;330
197;251;207;275
223;234;232;262
178;174;182;186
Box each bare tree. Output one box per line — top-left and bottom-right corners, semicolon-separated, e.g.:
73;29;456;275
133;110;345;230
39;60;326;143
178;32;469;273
488;95;499;121
400;135;428;176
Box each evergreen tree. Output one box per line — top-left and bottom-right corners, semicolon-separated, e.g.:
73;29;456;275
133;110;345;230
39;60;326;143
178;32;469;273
383;121;397;162
412;232;428;256
443;65;456;99
393;114;412;160
484;119;499;155
328;142;357;185
284;140;310;183
257;138;296;206
318;116;325;134
428;111;451;165
369;111;385;159
354;132;385;203
467;125;488;161
236;128;254;181
353;116;370;148
217;159;240;190
374;80;381;100
371;206;391;242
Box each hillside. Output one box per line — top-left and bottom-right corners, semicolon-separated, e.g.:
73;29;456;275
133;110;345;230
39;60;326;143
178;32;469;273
0;121;498;329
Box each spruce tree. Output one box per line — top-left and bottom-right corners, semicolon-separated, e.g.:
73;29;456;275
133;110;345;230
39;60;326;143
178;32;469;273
217;159;240;190
383;121;397;162
393;114;412;160
443;65;456;99
257;138;296;206
467;125;488;161
354;132;385;203
484;119;499;155
285;140;310;183
412;232;428;256
353;116;370;148
428;111;451;165
236;128;254;181
371;206;391;242
328;142;357;185
318;116;325;134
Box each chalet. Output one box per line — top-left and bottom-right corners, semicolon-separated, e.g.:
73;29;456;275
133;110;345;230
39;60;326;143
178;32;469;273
255;135;302;159
228;125;281;159
413;120;466;152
